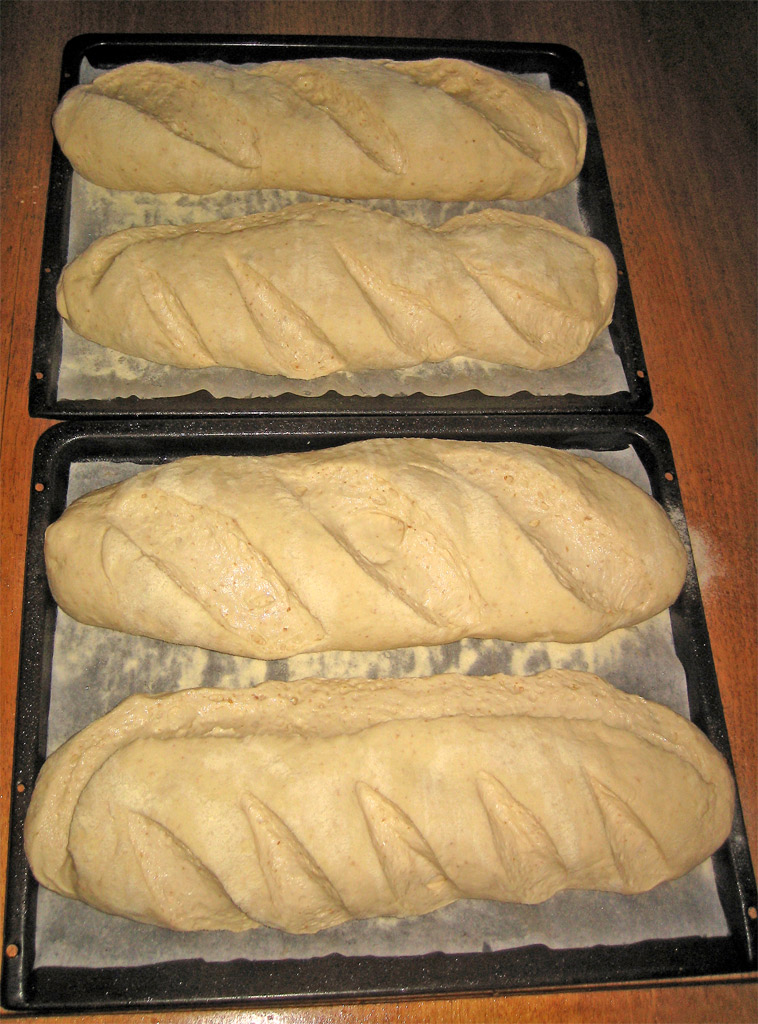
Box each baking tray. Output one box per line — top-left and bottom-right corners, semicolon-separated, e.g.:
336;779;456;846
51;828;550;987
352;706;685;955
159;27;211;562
29;33;651;418
3;415;755;1013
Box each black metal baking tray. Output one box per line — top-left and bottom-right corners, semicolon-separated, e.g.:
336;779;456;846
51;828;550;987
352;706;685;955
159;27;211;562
3;415;755;1013
29;33;651;419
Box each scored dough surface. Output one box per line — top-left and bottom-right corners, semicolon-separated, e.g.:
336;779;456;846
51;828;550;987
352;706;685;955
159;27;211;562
52;58;586;199
44;438;688;658
56;203;617;378
24;671;735;933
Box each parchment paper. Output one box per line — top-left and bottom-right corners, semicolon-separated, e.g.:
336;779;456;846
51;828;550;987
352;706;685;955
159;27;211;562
33;446;729;969
56;67;627;403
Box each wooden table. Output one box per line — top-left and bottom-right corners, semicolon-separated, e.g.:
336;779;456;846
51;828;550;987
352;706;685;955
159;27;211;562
1;2;756;1021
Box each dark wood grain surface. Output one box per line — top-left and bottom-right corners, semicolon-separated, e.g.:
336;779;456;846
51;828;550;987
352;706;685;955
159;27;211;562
1;2;756;1021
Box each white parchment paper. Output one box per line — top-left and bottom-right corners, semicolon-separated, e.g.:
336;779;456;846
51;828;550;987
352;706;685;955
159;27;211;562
55;67;627;403
32;446;729;969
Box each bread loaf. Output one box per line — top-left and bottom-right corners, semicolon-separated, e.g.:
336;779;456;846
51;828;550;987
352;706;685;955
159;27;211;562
56;203;617;377
44;438;687;658
52;57;586;199
24;671;735;933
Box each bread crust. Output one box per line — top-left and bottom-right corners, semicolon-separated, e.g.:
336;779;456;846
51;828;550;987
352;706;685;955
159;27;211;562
52;58;586;199
24;671;735;933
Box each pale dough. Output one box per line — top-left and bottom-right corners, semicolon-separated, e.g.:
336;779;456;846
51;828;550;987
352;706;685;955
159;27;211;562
56;203;617;378
52;58;586;200
44;438;687;659
24;671;735;933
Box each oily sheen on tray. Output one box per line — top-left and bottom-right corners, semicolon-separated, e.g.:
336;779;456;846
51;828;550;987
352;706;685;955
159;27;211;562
24;671;735;933
52;57;586;199
44;438;687;658
56;203;617;378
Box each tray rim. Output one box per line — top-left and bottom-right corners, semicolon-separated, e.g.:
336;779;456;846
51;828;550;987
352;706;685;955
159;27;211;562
3;414;755;1012
28;32;652;419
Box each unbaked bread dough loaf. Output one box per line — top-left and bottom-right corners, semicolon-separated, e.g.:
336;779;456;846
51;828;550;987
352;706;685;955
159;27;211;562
52;57;586;199
56;203;617;378
24;671;735;933
44;438;687;658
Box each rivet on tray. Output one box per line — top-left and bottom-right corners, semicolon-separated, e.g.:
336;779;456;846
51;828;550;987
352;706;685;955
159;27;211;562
5;944;18;959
